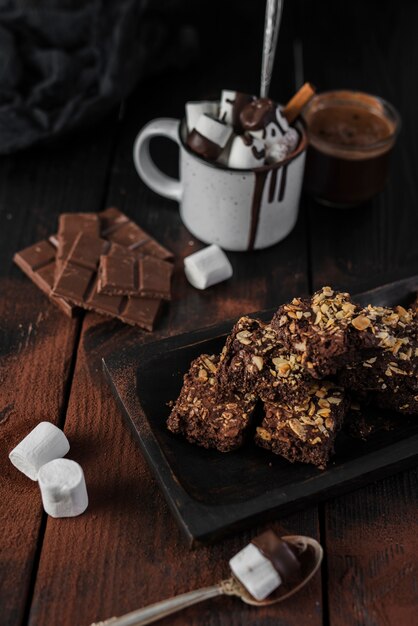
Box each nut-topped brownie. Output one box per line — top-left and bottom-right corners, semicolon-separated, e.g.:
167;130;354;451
271;287;366;378
216;316;309;403
167;354;257;452
339;304;418;414
255;382;348;469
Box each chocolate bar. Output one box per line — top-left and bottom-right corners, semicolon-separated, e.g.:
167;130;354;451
13;239;76;317
53;233;161;331
56;213;100;278
97;246;173;299
100;207;173;261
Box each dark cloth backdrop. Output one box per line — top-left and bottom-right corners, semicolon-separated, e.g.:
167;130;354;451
0;0;197;153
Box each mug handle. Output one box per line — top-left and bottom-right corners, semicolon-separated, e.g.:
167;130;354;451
133;118;183;203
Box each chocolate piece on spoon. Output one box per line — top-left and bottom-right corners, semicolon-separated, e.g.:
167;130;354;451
252;530;301;585
229;529;301;600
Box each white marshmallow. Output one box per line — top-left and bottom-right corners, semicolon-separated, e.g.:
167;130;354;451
186;101;219;133
228;134;265;169
281;128;299;152
276;106;290;133
38;458;88;518
9;421;70;481
219;90;254;128
217;135;234;166
266;142;289;164
184;244;233;290
195;114;232;149
219;90;238;125
229;543;282;600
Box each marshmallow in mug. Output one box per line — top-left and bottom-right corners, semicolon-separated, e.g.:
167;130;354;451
186;100;219;133
184;244;233;290
228;133;265;169
266;128;300;164
240;98;290;148
219;89;255;132
186;114;232;161
38;458;88;518
9;421;70;481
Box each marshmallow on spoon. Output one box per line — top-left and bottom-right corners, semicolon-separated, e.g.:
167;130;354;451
186;100;219;133
38;458;88;518
219;90;255;132
9;421;70;481
184;244;233;290
229;530;301;601
186;114;232;161
228;133;265;169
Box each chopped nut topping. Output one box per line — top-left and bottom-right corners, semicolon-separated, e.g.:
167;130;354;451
352;315;371;331
256;427;271;441
236;330;252;345
202;356;217;373
252;355;264;371
288;419;307;440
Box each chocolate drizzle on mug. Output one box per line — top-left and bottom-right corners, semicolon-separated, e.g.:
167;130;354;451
248;170;268;250
248;162;289;250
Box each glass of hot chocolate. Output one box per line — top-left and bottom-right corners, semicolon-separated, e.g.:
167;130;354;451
302;90;400;207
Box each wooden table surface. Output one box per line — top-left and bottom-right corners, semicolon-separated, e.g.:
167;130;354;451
1;1;417;625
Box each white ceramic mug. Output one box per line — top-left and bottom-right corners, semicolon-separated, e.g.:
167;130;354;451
133;116;307;251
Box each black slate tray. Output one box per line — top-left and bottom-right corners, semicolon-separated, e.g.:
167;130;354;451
102;276;418;546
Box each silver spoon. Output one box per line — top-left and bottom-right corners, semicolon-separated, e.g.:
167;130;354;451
260;0;284;98
90;535;323;626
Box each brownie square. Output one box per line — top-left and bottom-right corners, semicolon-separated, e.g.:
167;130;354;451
167;354;257;452
271;287;364;378
255;382;348;469
216;316;308;403
339;304;418;415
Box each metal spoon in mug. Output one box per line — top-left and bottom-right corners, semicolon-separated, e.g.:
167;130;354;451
90;535;323;626
260;0;284;98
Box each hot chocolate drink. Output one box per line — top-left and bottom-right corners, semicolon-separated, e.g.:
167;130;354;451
303;91;400;207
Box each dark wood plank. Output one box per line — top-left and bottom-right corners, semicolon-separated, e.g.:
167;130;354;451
299;1;418;624
323;471;418;626
0;120;118;626
28;3;324;624
29;315;322;626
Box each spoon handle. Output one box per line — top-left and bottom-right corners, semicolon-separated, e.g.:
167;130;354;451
89;583;227;626
260;0;284;98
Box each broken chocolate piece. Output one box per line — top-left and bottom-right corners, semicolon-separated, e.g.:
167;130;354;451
98;246;173;300
100;207;173;261
53;233;161;331
13;239;76;317
56;213;100;279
